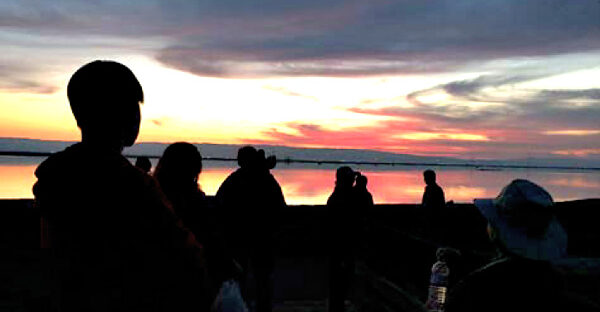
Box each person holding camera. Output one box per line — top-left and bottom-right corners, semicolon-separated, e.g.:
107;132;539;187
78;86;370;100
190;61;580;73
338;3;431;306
215;146;286;312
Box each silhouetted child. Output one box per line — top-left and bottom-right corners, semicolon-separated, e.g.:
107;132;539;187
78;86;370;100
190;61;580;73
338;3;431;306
135;156;152;173
34;60;206;312
326;166;362;312
215;146;285;312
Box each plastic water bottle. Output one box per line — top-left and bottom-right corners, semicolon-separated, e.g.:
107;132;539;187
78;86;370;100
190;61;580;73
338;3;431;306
425;250;449;312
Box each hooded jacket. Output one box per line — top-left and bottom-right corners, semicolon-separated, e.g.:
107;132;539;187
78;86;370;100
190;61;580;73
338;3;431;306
34;143;204;311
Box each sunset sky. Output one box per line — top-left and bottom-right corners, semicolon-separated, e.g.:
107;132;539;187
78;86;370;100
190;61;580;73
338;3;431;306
1;1;599;160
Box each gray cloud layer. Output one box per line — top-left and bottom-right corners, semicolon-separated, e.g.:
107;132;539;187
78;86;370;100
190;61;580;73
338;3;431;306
1;0;599;78
347;71;600;158
357;73;600;129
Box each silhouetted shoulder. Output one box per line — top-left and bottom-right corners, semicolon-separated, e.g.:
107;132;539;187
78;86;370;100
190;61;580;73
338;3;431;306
446;257;564;312
35;143;159;196
215;169;244;202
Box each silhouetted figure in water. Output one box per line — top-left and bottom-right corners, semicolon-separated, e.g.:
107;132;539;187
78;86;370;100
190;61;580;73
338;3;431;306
421;169;445;211
445;179;568;312
215;146;286;312
327;166;363;312
154;142;233;301
135;156;152;173
33;61;206;312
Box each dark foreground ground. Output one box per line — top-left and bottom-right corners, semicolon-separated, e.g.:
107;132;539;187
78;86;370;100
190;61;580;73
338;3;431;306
1;199;600;311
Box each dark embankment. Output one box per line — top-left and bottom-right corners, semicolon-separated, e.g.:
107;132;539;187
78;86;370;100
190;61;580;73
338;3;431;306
1;199;599;311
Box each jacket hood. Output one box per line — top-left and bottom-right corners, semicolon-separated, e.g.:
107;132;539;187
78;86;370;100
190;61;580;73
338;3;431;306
34;143;130;199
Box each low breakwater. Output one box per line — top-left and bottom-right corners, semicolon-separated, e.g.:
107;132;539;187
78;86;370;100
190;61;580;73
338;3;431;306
2;198;598;255
0;198;599;310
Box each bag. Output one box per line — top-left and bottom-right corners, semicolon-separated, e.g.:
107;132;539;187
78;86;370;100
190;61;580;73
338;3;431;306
211;279;249;312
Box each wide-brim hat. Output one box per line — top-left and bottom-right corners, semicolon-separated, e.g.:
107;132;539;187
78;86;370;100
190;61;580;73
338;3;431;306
474;179;567;261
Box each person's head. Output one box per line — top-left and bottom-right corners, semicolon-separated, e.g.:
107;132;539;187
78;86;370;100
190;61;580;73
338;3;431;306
423;169;436;186
336;166;356;189
135;156;152;173
474;179;567;261
355;173;368;189
237;146;257;169
154;142;202;188
67;60;144;148
237;146;276;171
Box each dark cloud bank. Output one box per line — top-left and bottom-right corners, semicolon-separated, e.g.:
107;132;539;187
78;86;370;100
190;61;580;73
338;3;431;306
1;0;600;78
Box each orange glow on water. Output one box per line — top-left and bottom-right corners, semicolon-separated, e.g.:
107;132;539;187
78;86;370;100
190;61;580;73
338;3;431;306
1;160;599;203
196;167;234;196
0;164;37;199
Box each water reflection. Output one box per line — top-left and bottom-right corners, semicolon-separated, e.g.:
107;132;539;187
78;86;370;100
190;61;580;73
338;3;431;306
0;164;38;199
1;158;599;204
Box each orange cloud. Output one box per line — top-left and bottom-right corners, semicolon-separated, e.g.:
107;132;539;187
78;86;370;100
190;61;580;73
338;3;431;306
543;130;600;136
244;121;492;157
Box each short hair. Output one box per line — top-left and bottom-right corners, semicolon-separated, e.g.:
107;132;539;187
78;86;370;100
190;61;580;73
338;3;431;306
336;166;356;183
356;174;368;187
237;146;257;168
67;60;143;129
424;169;436;180
154;142;202;185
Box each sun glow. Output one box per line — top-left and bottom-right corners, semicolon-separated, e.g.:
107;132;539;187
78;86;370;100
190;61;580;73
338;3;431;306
415;92;450;104
122;57;393;143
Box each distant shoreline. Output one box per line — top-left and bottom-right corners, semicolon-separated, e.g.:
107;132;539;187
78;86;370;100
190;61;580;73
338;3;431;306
2;150;600;172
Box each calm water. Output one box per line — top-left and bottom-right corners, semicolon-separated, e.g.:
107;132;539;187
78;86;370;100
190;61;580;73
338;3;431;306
1;156;599;204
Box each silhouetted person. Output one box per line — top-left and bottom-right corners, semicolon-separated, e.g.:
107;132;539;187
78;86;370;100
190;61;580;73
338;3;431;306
421;169;445;210
353;173;372;250
135;156;152;173
154;142;205;237
215;146;286;312
154;142;233;301
33;60;206;312
445;179;568;312
421;169;446;240
326;166;362;312
354;173;374;209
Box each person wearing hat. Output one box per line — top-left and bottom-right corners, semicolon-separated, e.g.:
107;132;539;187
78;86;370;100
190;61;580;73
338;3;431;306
445;179;568;312
215;146;286;312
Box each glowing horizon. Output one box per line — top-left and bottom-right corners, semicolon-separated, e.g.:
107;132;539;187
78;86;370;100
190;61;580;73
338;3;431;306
1;1;599;161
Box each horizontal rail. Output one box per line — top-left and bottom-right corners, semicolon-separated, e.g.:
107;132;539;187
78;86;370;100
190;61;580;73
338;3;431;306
1;150;600;171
